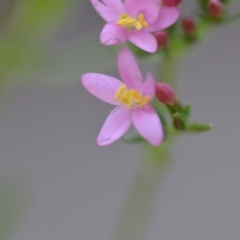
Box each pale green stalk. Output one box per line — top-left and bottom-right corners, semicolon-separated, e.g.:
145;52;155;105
111;56;180;240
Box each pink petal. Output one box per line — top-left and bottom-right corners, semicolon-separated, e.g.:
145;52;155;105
143;72;155;99
147;0;161;23
97;106;132;146
90;0;119;22
102;0;124;13
128;31;157;53
81;73;122;105
100;23;127;45
125;0;159;24
117;48;143;89
132;106;163;146
148;7;180;32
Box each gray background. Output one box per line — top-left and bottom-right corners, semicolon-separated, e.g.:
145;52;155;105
0;0;240;240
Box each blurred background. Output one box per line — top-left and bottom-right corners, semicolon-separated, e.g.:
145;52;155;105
0;0;240;239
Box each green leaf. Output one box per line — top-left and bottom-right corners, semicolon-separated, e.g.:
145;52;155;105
172;112;186;130
182;104;191;118
186;122;213;132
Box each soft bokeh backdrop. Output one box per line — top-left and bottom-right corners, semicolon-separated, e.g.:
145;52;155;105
0;0;240;239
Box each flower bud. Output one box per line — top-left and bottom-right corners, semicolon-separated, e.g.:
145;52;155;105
173;113;186;130
154;31;169;49
181;18;196;35
155;82;177;106
162;0;182;6
207;0;224;19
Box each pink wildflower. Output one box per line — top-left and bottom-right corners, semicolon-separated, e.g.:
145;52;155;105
81;48;164;146
90;0;180;53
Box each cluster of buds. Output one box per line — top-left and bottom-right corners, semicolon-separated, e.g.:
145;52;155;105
155;82;212;133
79;0;239;146
180;0;226;40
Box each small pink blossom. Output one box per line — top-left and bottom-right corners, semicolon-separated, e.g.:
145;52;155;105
81;48;164;146
90;0;180;53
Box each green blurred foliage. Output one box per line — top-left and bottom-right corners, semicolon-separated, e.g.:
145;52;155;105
0;0;71;86
9;0;70;40
0;0;115;87
4;0;71;40
0;180;26;240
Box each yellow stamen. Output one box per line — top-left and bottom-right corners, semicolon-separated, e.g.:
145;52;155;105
120;13;127;18
114;85;126;100
116;13;148;30
114;84;150;109
140;95;150;107
133;21;142;30
138;14;148;28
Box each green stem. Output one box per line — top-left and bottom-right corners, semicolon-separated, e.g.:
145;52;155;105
110;56;180;240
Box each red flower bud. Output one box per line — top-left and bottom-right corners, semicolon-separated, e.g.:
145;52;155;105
162;0;182;6
207;0;224;19
154;31;169;49
181;18;196;35
155;82;177;106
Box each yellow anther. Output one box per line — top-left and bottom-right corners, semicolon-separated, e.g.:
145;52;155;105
134;21;143;30
138;14;144;24
120;13;128;19
114;85;126;100
138;14;148;28
114;84;150;109
116;13;148;30
127;95;133;109
118;18;136;27
140;95;150;107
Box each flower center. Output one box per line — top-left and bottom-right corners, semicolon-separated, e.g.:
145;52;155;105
116;13;148;30
114;85;150;109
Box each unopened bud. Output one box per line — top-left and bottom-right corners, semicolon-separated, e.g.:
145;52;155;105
181;18;196;35
207;0;224;19
173;113;186;130
154;31;169;49
163;0;182;6
155;82;177;106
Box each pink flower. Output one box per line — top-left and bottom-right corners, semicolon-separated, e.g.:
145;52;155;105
81;48;164;146
90;0;180;53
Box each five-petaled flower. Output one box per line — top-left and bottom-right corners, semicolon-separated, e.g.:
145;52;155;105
90;0;180;53
81;48;164;146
